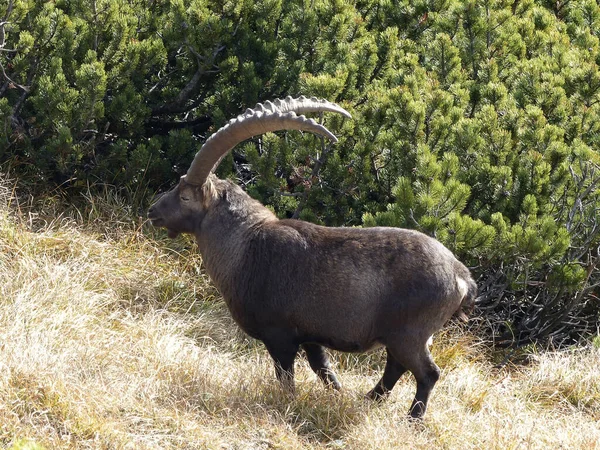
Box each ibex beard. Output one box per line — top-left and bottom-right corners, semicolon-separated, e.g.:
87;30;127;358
148;96;477;419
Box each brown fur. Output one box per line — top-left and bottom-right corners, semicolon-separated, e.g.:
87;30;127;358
148;175;477;418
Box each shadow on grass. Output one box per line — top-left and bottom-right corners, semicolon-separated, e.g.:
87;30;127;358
153;342;421;446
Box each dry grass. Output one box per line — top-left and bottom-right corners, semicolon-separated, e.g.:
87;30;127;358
1;176;599;449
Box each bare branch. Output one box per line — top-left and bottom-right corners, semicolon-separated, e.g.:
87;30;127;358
0;60;29;92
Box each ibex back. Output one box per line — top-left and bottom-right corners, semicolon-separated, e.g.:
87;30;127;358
148;96;477;418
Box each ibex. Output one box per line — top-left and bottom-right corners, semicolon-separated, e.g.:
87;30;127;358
148;96;477;418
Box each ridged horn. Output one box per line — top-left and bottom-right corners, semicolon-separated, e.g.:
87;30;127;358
185;97;351;186
257;95;352;118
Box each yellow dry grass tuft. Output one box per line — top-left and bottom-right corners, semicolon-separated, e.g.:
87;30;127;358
1;175;599;449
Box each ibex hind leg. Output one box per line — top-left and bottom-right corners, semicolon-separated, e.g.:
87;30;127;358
263;336;299;396
366;348;407;401
302;343;342;390
392;345;440;419
408;354;440;418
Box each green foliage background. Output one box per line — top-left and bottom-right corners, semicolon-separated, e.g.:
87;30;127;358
1;0;599;347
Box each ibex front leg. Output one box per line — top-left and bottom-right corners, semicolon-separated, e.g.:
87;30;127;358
303;343;342;389
263;334;299;395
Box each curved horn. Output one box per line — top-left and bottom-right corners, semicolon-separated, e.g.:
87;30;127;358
257;95;352;118
185;97;351;186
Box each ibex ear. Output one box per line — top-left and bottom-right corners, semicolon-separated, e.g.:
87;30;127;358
201;176;218;208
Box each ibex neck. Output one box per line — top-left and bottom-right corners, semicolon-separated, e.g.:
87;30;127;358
195;181;276;304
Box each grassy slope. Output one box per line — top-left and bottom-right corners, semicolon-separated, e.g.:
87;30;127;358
0;180;599;450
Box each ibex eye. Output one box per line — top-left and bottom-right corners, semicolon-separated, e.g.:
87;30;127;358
180;196;190;202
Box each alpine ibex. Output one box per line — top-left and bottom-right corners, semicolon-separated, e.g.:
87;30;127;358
148;96;477;418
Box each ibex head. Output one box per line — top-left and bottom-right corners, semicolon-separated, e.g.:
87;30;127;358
148;96;351;238
147;177;211;238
